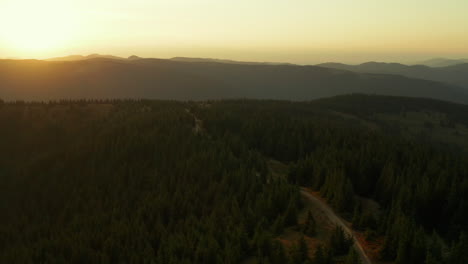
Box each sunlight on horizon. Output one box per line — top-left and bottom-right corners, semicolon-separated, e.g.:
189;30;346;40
0;0;80;55
1;0;468;63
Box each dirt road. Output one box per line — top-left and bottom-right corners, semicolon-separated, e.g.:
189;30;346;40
300;187;372;264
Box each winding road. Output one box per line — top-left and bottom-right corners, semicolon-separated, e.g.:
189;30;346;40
187;108;371;263
300;187;372;264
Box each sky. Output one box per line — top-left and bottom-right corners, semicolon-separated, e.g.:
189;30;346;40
1;0;468;64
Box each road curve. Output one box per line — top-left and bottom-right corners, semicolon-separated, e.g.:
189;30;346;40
300;187;372;264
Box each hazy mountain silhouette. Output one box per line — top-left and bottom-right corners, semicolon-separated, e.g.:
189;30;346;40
318;62;468;89
128;55;143;60
46;54;126;61
1;58;468;103
46;54;292;65
170;57;294;66
416;58;468;67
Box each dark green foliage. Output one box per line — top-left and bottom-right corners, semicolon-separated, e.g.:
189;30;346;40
447;233;468;264
191;97;468;263
352;204;377;231
0;101;296;263
344;248;361;264
1;95;468;263
424;232;445;264
320;168;356;212
284;198;299;226
312;245;333;264
302;211;317;237
328;226;353;256
313;245;326;264
270;240;288;264
352;204;363;229
289;236;309;264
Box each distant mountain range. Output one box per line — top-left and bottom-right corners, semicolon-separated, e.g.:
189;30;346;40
416;58;468;67
46;54;127;61
47;54;293;66
170;57;294;66
318;62;468;89
45;54;468;66
2;57;468;103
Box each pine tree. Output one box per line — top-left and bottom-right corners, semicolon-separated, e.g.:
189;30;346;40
284;198;298;226
448;232;468;264
352;203;363;230
272;215;285;235
329;226;353;256
302;210;317;237
313;245;326;264
424;232;444;264
344;248;361;264
298;236;309;262
270;240;288;264
289;236;309;264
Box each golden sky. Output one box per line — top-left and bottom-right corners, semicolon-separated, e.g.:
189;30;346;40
1;0;467;64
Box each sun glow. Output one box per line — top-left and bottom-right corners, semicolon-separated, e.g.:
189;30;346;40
0;0;79;57
0;0;467;63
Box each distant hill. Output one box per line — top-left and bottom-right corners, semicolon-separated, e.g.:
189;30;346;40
318;61;468;89
128;55;143;60
416;58;468;67
46;54;126;61
170;57;294;66
1;58;468;103
46;54;293;66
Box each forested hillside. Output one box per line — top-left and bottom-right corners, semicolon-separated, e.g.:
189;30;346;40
1;95;468;263
318;62;468;90
2;58;468;104
192;95;468;263
0;101;299;263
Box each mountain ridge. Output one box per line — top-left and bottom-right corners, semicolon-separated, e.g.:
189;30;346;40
318;61;468;89
46;54;126;61
1;58;468;104
416;58;468;67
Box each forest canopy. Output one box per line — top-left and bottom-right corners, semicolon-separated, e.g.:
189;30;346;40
1;94;468;264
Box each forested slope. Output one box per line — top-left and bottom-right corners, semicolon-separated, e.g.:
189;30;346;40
193;95;468;263
1;95;468;264
0;101;298;263
318;62;468;89
2;58;468;104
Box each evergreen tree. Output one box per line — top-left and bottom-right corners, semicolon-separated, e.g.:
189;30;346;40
448;232;468;264
312;245;326;264
289;236;309;264
329;226;353;256
284;198;298;226
352;203;363;230
302;210;317;237
345;248;361;264
270;240;288;264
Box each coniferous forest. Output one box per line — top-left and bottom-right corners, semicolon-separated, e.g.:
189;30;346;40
1;94;468;264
